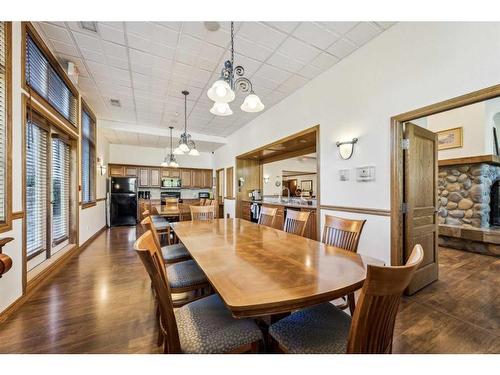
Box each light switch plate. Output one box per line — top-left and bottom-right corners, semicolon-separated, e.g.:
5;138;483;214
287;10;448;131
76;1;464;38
339;169;350;181
356;166;375;182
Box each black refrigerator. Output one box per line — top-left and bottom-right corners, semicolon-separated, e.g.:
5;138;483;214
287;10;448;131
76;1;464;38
109;177;138;226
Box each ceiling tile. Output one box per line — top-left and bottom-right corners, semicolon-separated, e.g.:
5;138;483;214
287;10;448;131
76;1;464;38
264;22;300;34
309;52;339;70
80;48;106;64
51;40;79;57
267;52;304;74
278;37;319;63
292;22;339;50
375;21;396;30
99;23;126;45
345;22;381;45
255;63;293;85
102;41;128;60
41;23;73;44
327;38;357;59
234;36;273;62
319;22;358;35
72;32;102;52
237;22;288;50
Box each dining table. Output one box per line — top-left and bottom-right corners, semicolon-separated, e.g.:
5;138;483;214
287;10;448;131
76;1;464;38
154;204;182;218
170;218;384;318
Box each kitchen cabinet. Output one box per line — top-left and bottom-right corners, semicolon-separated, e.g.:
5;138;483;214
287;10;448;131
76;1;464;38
139;168;150;187
181;170;192;188
125;167;137;177
150;168;161;187
161;168;181;178
202;170;213;188
109;165;124;176
242;201;252;222
191;170;203;188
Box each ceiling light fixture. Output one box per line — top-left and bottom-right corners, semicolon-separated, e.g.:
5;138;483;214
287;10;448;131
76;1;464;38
174;91;200;156
207;22;264;116
161;126;179;168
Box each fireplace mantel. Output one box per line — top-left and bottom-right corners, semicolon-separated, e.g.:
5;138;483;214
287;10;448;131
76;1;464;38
439;154;500;167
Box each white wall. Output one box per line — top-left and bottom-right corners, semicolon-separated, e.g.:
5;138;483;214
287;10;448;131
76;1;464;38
263;157;317;196
214;22;500;265
109;143;214;169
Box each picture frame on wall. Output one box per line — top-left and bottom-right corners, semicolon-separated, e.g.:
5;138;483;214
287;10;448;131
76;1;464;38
301;180;313;192
437;126;463;150
493;126;499;156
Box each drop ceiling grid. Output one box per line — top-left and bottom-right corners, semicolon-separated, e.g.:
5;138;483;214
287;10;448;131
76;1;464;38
36;21;395;141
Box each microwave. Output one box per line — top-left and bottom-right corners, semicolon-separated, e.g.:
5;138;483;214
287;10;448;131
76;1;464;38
161;177;181;188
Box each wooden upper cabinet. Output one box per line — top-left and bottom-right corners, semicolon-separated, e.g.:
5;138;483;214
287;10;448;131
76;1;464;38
139;168;150;187
170;169;181;178
150;168;161;187
125;166;138;177
161;168;170;178
109;165;124;176
203;170;213;188
181;169;192;188
191;170;204;188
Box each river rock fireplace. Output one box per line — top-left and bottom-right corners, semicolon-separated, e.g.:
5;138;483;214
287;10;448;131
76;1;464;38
437;155;500;256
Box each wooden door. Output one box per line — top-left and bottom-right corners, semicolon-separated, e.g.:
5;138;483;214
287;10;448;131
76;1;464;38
109;165;124;176
403;122;438;294
181;169;192;187
150;168;160;187
139;168;149;187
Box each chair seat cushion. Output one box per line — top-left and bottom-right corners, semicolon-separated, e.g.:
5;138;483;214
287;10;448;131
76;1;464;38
161;243;190;262
269;302;352;354
175;294;263;353
167;260;207;289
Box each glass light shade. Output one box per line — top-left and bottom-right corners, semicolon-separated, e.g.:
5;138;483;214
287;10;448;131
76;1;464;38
169;160;179;168
241;93;264;113
188;148;200;156
161;157;170;167
207;79;235;103
210;102;233;116
179;142;190;152
173;147;184;155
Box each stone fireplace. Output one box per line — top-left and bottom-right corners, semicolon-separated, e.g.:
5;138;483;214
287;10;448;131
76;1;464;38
437;155;500;256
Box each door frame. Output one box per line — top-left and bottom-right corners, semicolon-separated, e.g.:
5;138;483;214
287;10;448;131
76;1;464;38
390;84;500;265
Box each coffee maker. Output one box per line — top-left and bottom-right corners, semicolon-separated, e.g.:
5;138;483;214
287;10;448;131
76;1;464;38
251;189;262;201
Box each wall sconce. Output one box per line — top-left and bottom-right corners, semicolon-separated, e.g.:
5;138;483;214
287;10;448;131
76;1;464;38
336;138;358;160
263;175;270;184
97;157;107;176
238;177;245;187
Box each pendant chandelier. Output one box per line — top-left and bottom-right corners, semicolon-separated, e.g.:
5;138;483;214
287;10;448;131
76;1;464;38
161;126;179;168
174;90;200;156
207;22;264;116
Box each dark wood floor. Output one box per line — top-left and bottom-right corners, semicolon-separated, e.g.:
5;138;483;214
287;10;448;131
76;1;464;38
0;226;498;353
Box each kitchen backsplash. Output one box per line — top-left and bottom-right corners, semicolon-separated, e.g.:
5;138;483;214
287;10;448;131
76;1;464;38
138;188;212;200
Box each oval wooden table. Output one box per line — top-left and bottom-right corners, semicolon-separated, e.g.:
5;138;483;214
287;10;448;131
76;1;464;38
171;218;384;318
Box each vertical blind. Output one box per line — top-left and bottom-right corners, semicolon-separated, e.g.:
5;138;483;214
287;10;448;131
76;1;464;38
25;33;77;126
26;120;48;257
52;137;70;244
0;22;7;222
82;109;95;204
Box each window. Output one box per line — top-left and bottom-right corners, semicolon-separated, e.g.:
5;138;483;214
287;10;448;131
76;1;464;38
0;22;11;228
81;106;96;205
25;31;77;126
26;117;48;259
52;137;70;245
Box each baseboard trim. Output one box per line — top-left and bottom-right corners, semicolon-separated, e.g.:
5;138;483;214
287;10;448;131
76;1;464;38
0;225;107;324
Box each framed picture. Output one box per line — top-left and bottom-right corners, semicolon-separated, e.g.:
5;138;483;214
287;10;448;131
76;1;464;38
301;180;312;192
437;127;463;150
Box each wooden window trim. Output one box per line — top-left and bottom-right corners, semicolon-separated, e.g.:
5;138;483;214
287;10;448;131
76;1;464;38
225;166;234;199
80;99;96;208
0;22;12;234
21;22;80;131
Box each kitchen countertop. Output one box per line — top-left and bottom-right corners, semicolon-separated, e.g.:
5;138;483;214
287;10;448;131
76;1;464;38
242;198;317;209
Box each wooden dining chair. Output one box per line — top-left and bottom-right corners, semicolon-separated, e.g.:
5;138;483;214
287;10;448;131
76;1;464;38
141;216;190;265
322;215;366;252
322;215;367;313
269;244;424;354
190;205;216;221
134;230;264;354
199;198;206;206
283;209;310;237
258;206;277;227
140;217;209;306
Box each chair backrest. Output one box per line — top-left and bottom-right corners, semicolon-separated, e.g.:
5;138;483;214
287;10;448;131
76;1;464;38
190;205;216;221
165;198;178;207
140;216;162;250
199;198;206;206
142;209;150;220
179;203;191;221
283;209;310;237
346;244;424;354
134;230;181;353
258;206;277;227
322;215;366;252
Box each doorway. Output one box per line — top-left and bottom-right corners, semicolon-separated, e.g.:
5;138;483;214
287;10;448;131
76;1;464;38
391;84;500;293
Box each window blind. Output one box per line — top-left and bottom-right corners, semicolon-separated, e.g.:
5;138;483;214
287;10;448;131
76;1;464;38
81;109;95;204
26;119;48;257
25;33;77;126
0;22;7;222
52;137;70;244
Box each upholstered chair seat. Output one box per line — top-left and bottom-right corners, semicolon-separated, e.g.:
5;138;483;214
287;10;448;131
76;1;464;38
161;243;190;263
175;294;263;354
269;303;351;354
167;260;208;289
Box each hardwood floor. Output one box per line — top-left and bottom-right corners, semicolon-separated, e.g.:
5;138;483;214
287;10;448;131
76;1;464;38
0;226;498;353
